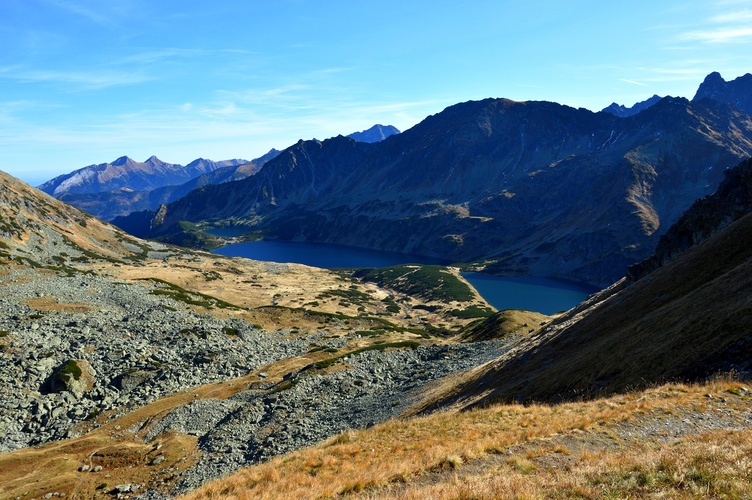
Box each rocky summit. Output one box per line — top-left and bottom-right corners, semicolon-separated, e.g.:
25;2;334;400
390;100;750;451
693;71;752;115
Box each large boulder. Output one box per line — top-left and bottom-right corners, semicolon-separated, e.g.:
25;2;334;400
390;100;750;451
48;359;96;398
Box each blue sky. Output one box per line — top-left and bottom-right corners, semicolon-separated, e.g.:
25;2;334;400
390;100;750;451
1;0;751;186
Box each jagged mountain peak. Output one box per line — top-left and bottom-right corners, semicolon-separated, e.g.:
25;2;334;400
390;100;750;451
693;71;752;115
347;124;400;143
601;94;663;118
111;155;133;166
145;155;164;165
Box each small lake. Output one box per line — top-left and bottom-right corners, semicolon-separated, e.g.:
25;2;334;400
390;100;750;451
212;240;597;314
461;272;596;315
212;240;447;269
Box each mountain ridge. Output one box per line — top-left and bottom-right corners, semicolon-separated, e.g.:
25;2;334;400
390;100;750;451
601;94;663;117
125;94;752;286
56;149;280;221
37;156;248;198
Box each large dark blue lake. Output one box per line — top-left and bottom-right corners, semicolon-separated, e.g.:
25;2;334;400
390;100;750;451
212;240;597;314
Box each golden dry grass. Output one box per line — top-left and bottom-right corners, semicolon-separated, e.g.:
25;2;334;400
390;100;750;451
181;378;752;500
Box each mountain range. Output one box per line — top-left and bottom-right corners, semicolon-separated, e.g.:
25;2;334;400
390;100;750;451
38;125;400;221
53;150;280;221
3;116;752;498
38;155;248;198
116;73;752;286
2;72;752;498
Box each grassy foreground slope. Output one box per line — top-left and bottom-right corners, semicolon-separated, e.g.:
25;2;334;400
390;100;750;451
182;377;752;499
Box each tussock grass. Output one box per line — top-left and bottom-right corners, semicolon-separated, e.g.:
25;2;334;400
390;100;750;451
181;378;752;499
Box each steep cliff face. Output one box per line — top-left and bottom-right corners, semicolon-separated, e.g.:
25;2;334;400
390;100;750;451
123;96;752;287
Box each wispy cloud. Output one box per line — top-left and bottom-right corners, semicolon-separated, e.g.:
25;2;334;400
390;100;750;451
118;48;255;65
676;2;752;44
45;0;118;26
680;27;752;43
619;79;648;86
0;66;154;90
711;9;752;23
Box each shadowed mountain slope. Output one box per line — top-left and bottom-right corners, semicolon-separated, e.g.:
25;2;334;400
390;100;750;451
628;156;752;280
124;95;752;287
422;156;752;410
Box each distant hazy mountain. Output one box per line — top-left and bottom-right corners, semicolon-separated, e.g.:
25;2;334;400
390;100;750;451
38;156;247;197
601;95;663;117
692;71;752;115
347;124;400;143
56;150;279;221
119;82;752;287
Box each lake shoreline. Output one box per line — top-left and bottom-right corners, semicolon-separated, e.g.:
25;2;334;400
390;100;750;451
212;239;598;315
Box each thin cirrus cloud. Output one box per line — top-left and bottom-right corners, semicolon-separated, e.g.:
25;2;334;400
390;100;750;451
44;0;136;27
677;3;752;44
0;66;154;90
619;79;648;86
118;48;256;65
680;27;752;43
711;9;752;23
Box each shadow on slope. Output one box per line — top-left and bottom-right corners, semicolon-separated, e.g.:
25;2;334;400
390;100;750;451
424;173;752;409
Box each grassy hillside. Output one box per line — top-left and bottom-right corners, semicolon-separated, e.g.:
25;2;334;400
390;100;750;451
181;377;752;499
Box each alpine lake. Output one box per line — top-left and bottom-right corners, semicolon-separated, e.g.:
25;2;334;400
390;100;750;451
210;232;597;315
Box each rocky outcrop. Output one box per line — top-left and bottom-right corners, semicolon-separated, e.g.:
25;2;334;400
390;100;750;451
47;359;96;398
